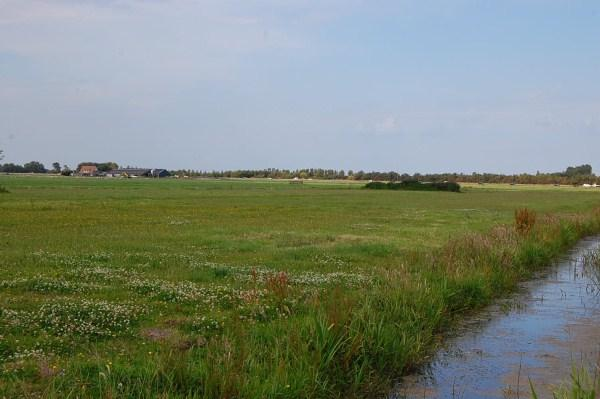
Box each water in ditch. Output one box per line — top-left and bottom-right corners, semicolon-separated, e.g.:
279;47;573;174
392;237;600;398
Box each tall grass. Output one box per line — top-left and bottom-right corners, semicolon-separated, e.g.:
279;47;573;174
515;207;537;235
582;245;600;291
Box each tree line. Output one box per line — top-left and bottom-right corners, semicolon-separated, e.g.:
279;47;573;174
0;160;51;174
170;164;598;185
0;160;119;175
0;152;597;185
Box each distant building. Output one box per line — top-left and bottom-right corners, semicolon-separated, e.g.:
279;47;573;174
78;165;98;176
149;169;170;178
105;168;170;178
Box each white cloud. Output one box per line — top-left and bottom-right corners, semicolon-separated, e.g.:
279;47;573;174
0;0;326;111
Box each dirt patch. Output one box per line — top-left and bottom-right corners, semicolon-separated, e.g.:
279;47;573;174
38;358;61;378
141;327;176;342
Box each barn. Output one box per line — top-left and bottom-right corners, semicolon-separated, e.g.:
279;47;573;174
105;168;170;178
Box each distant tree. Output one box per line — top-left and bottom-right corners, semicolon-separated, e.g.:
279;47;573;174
61;165;72;176
0;163;24;173
564;164;592;177
52;162;61;173
97;162;118;172
23;161;47;173
76;162;89;171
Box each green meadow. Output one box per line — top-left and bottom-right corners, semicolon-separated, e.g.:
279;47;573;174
1;175;600;398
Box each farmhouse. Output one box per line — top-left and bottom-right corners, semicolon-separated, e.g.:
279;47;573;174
105;168;170;178
78;165;98;176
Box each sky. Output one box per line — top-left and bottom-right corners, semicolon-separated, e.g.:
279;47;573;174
1;0;599;174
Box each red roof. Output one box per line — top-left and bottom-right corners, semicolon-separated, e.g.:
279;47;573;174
79;165;98;173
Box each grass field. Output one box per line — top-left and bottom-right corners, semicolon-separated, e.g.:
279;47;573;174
1;175;600;398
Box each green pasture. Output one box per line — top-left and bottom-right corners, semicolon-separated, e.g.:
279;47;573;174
2;176;597;259
1;175;599;398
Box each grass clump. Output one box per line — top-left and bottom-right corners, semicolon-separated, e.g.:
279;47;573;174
530;365;599;399
515;207;537;235
581;246;600;293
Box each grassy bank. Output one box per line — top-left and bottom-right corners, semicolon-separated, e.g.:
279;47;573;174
1;176;600;398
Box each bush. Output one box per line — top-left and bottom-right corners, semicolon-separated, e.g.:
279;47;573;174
0;185;9;194
364;181;461;192
364;181;388;189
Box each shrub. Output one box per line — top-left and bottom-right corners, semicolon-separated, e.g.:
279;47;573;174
364;181;461;192
364;181;388;189
515;208;536;235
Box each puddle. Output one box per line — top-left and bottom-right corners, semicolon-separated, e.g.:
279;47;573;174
392;237;600;398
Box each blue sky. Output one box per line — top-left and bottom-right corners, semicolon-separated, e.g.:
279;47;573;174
1;0;599;173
